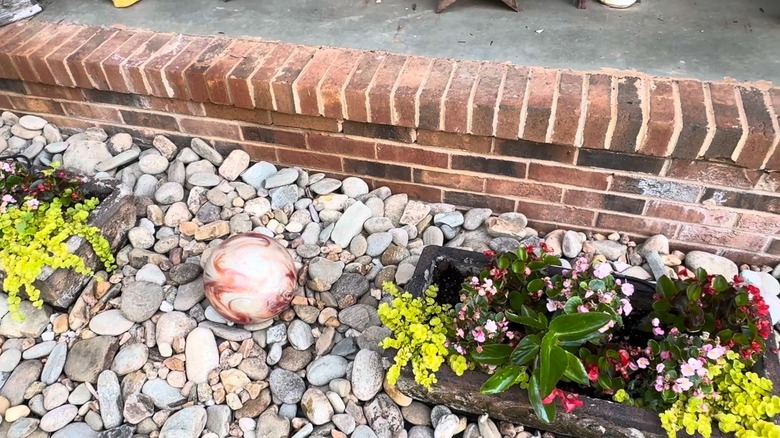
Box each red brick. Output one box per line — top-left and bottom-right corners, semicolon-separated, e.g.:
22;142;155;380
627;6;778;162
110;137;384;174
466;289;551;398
367;54;407;125
376;143;447;168
443;191;515;212
468;63;506;137
496;139;576;164
6;95;64;115
706;83;743;160
23;24;82;85
610;77;645;153
442;61;481;134
63;28;121;90
308;134;376;159
203;41;258;106
122;33;176;94
25;83;84;101
413;169;485;192
564;189;645;215
203;104;271;125
179;117;241;140
596;213;680;236
767;239;780;256
343;53;385;123
610;175;701;203
319;50;364;120
451;155;526;178
578;148;665;175
416;130;491;154
718;248;780;266
527;162;609;190
495;66;530;140
582;74;612;149
639;80;676;156
392;57;433;128
272;113;339;132
226;42;276;109
7;22;59;81
666;203;728;232
240;143;278;162
0;94;12;110
522;67;558;143
120;109;179;131
61;102;124;123
293;48;341;116
765;88;780;170
342;121;413;143
756;172;780;193
343;158;412;182
270;47;316;114
485;179;562;202
735;212;780;235
82;30;137;90
101;30;156;93
0;80;25;94
183;39;232;102
516;200;597;227
418;59;457;131
46;28;100;88
277;148;343;172
551;71;584;146
673;80;709;159
0;21;47;79
735;87;776;169
131;35;191;97
370;179;442;204
0;23;33;77
677;224;768;251
138;96;204;116
242;125;307;148
160;37;213;101
665;160;762;190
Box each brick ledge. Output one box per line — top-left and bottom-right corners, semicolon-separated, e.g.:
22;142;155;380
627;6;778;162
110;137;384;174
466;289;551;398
0;20;778;171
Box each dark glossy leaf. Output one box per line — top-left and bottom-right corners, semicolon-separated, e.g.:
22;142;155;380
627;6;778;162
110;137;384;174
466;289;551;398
713;275;729;293
521;305;536;318
735;293;749;307
564;351;589;385
649;340;660;355
652;301;671;312
549;312;612;342
598;374;615;390
498;255;511;270
510;335;541;365
506;312;547;330
543;255;561;266
686;284;702;302
528;278;545;293
512;260;525;274
471;344;513;365
657;276;677;299
480;365;522;395
717;329;734;342
529;372;556;424
528;261;546;271
696;268;708;282
563;296;583;314
509;291;523;310
539;333;567;398
517;247;528;262
6;175;21;186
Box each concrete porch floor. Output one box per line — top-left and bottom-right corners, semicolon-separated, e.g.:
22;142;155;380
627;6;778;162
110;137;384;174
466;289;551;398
36;0;780;84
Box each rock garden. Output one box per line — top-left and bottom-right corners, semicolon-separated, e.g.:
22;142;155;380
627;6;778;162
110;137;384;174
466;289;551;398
0;109;779;438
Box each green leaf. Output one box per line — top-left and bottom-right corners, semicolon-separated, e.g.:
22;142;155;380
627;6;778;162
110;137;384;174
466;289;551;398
563;351;590;385
471;344;513;365
511;260;525;275
529;373;556;424
543;255;561;266
549;312;612;342
516;247;528;262
497;255;511;270
563;296;583;314
539;333;567;398
657;276;677;299
528;261;546;271
528;278;545;293
508;291;523;310
6;175;21;186
510;335;541;365
652;301;671;312
480;365;522;395
598;374;615;390
735;293;749;307
696;268;708;282
686;284;702;302
506;312;547;330
588;279;606;291
649;340;660;355
717;329;733;342
713;275;729;293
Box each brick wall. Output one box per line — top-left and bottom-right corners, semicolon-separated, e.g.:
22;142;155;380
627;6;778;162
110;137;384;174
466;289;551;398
0;20;779;265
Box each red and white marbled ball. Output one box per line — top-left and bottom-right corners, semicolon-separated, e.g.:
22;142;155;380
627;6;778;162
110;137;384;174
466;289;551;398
203;232;297;324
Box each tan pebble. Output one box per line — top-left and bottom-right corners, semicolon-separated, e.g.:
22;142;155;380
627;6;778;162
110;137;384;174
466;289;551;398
53;314;69;334
318;308;338;325
0;395;10;415
179;221;198;236
163;357;185;372
383;378;412;407
172;336;186;353
280;309;296;322
5;405;30;422
180;381;193;396
325;317;340;328
153;410;170;426
213;388;226;404
291;296;309;306
238;339;254;358
158;368;169;379
167;370;186;388
332;431;347;438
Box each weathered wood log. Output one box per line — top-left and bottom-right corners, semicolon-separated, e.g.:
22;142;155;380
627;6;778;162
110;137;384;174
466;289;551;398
0;0;42;27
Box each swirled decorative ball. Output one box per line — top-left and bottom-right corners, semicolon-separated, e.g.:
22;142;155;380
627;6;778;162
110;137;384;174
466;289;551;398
203;232;297;324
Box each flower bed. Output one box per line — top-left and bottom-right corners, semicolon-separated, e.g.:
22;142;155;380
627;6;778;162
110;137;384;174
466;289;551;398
0;157;135;312
385;246;780;438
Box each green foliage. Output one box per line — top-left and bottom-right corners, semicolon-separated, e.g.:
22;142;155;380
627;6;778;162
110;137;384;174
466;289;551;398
377;282;466;389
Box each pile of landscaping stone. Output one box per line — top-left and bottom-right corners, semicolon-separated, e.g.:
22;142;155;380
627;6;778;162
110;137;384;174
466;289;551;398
0;110;778;438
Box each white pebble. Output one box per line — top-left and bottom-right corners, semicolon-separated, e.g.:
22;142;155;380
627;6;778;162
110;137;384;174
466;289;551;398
160;301;174;312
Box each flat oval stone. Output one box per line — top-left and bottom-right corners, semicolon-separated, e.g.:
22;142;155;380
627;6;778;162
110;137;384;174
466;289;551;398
89;309;135;336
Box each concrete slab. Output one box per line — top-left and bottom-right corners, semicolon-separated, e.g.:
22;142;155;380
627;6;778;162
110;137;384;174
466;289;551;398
35;0;780;84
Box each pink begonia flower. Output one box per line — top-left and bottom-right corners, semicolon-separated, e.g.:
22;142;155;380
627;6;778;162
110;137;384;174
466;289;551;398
637;358;650;369
506;332;515;340
598;319;615;333
546;300;558;312
577;305;590;313
485;320;498;334
25;199;39;209
472;327;486;343
620;299;633;316
653;327;665;336
621;282;635;296
660;351;671;360
707;346;726;360
655;376;666;392
656;363;665;373
675;377;693;392
697;367;708;377
2;194;15;203
651;318;661;327
593;263;612;279
456;328;464;338
455;345;465;354
471;276;480;286
478;288;487;296
681;358;703;377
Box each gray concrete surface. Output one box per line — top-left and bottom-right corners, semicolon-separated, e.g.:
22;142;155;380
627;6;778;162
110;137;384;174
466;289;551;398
36;0;780;84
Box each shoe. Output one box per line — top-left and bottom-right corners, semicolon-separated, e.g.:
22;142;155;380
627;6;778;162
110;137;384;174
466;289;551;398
598;0;636;8
112;0;142;7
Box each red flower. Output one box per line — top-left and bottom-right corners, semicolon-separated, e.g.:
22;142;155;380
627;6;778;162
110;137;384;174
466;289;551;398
618;349;630;367
587;363;599;382
490;267;507;280
483;250;496;257
543;388;584;413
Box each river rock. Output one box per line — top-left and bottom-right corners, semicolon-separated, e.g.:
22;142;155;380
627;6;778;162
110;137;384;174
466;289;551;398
685;251;739;279
64;336;119;383
159;406;208;438
352;349;383;401
185;327;219;384
0;360;42;405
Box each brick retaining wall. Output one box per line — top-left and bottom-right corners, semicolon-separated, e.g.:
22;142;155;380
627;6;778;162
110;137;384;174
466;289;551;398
0;20;779;264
